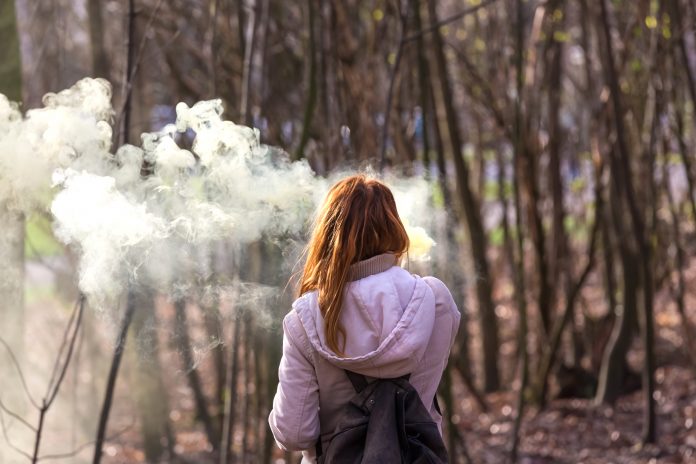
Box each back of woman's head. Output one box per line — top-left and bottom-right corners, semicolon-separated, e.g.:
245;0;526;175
299;174;409;355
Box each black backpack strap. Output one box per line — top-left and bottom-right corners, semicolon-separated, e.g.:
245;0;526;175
344;370;369;392
345;371;412;392
315;437;323;458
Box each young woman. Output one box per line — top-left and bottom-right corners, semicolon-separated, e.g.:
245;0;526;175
268;174;460;462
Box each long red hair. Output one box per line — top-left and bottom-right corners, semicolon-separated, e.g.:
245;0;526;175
299;175;409;355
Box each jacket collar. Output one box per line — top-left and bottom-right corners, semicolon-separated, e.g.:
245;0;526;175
347;253;397;281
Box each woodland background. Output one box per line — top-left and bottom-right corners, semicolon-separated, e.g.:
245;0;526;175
0;0;695;463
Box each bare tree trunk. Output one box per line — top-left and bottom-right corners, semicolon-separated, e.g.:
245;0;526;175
209;0;221;96
379;5;409;172
93;292;136;463
546;0;567;310
261;243;285;464
315;0;335;173
331;0;379;161
122;0;136;146
390;83;418;175
93;6;139;458
661;139;696;364
262;328;282;464
439;364;472;464
0;205;24;407
578;0;618;374
235;0;246;60
413;0;431;177
420;25;487;406
474;119;485;202
293;0;318;161
520;137;552;339
0;0;22;101
241;315;253;462
87;0;110;78
174;298;220;450
220;313;242;463
596;0;656;443
254;0;270;110
130;291;175;462
510;0;530;460
201;295;226;426
671;85;696;222
97;4;178;459
426;0;499;392
496;147;515;295
516;2;553;341
252;324;265;460
595;175;639;405
536;161;603;407
669;0;696;128
239;0;257;125
0;6;25;450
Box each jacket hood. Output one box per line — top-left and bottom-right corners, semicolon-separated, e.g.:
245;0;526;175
292;259;436;378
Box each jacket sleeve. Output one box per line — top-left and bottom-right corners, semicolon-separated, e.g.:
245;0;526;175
268;310;320;451
422;276;461;349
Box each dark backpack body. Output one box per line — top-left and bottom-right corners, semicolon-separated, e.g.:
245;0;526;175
317;371;448;464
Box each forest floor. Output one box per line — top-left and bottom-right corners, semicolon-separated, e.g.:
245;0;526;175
452;258;696;464
458;365;695;463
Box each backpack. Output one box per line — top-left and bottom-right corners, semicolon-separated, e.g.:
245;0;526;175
316;370;449;463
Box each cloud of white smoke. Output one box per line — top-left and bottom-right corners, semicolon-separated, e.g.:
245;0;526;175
1;78;435;310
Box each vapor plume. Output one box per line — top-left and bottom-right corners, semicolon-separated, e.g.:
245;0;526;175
1;78;435;311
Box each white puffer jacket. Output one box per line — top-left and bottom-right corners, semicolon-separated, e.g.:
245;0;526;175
269;253;461;462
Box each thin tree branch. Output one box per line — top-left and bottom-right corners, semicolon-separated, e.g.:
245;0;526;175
403;0;500;44
598;0;656;443
293;0;318;161
535;160;604;408
45;296;85;408
0;397;36;432
219;312;242;464
0;406;33;461
92;291;137;464
31;296;86;463
379;1;409;173
0;338;40;410
112;0;166;144
444;38;511;138
37;420;135;462
510;0;530;459
210;0;221;96
44;297;81;403
0;295;86;463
